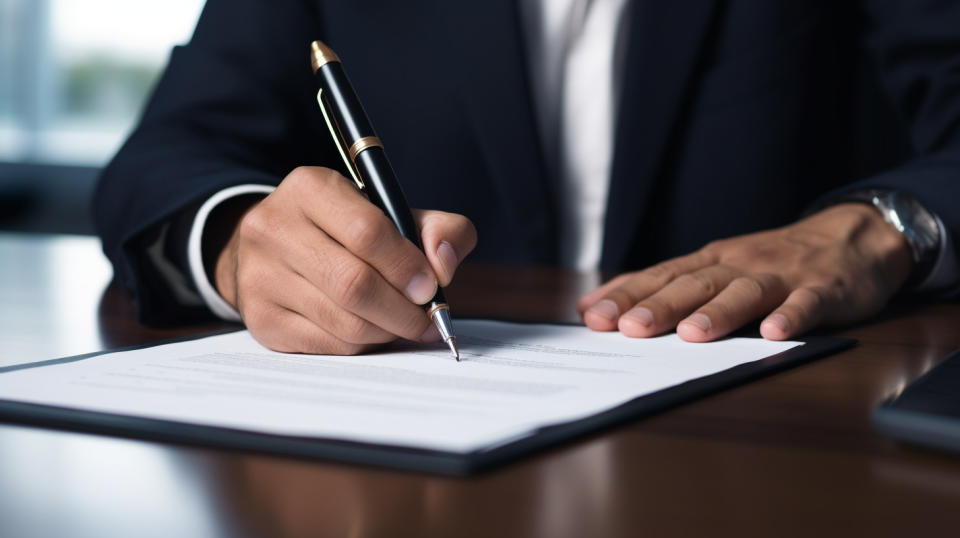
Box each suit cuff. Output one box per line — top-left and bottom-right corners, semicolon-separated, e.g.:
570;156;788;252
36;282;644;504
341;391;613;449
187;184;276;321
916;215;959;293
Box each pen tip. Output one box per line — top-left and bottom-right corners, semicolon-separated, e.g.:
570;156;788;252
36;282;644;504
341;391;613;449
446;337;460;362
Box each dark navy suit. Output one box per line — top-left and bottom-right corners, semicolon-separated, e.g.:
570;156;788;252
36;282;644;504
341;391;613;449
95;1;960;324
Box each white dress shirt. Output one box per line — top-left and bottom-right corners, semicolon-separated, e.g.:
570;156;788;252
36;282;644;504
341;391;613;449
521;0;631;270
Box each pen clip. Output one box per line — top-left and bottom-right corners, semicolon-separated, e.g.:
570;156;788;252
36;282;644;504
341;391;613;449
317;88;365;191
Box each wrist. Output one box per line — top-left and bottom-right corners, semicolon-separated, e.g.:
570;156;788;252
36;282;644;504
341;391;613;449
214;231;240;309
205;194;267;311
829;190;941;287
822;202;914;287
187;185;274;323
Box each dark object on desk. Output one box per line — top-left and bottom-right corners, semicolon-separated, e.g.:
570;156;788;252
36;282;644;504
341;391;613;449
874;348;960;455
0;332;853;475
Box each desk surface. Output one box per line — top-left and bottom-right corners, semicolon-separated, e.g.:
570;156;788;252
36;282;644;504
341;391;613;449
1;232;959;537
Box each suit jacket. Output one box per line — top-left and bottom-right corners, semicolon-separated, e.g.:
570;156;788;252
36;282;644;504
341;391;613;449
95;0;960;325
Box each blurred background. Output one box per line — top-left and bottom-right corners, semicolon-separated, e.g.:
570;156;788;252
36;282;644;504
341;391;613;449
0;0;205;235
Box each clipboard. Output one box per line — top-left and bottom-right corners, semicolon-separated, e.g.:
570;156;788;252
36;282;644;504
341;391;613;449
0;330;854;476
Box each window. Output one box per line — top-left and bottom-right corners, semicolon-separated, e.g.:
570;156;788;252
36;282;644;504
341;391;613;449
0;0;206;166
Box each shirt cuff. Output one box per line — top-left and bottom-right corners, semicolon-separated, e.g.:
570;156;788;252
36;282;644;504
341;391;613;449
187;184;276;322
915;214;959;293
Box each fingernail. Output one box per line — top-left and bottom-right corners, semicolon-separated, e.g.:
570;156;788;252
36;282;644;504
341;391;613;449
764;313;790;333
623;306;654;327
437;241;459;281
587;299;620;321
419;323;441;343
405;271;437;304
682;313;711;332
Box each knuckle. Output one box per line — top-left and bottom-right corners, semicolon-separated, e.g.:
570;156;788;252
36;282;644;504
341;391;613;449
235;263;266;294
336;260;378;310
700;240;726;261
805;270;844;293
453;215;479;249
345;213;387;254
288;165;309;179
238;208;272;242
644;263;675;284
287;166;321;187
337;315;374;344
730;276;764;298
286;166;343;197
284;166;312;190
675;272;717;296
794;287;824;316
702;239;723;253
317;166;344;185
827;274;852;292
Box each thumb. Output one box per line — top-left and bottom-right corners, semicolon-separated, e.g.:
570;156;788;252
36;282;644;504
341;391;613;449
414;209;478;287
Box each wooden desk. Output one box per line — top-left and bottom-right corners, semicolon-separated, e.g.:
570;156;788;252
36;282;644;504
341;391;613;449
1;233;959;537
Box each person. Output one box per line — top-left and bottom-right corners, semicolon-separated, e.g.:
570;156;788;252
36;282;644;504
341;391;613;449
95;0;960;355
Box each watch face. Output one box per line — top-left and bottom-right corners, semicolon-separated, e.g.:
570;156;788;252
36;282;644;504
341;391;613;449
892;193;940;255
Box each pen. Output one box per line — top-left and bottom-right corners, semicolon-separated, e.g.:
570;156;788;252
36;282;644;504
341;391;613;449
310;40;460;361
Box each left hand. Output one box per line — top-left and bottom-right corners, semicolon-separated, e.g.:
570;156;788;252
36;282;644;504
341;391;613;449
577;203;915;341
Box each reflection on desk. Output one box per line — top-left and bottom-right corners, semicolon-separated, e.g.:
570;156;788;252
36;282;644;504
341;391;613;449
0;233;111;366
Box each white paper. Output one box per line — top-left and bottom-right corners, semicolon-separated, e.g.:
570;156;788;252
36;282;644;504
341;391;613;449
0;320;801;453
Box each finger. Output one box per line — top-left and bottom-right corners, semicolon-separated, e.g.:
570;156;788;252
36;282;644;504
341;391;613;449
616;264;740;337
577;274;632;315
263;224;432;342
415;209;478;286
291;167;439;305
759;286;834;341
582;250;717;331
272;272;398;345
245;304;377;356
676;274;788;342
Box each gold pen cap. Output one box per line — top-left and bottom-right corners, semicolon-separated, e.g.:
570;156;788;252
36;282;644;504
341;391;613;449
310;40;340;73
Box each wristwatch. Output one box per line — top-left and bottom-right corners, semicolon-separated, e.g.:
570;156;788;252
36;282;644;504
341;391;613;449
841;189;941;284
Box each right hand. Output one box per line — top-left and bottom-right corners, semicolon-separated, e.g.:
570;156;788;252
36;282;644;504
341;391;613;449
214;166;477;355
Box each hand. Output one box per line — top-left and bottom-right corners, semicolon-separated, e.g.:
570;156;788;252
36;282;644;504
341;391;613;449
577;204;914;341
214;166;477;354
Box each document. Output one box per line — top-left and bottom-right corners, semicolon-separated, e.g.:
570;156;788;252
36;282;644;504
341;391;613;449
0;320;800;453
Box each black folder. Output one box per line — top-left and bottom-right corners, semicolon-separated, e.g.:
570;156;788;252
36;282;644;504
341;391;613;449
0;331;854;475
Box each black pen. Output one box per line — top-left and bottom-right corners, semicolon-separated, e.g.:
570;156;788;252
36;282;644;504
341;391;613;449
310;40;460;361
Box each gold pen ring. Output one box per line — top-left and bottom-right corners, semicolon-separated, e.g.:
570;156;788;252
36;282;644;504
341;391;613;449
426;303;450;318
348;136;383;163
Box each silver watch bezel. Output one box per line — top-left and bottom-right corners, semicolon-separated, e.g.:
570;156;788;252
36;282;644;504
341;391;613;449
868;190;940;267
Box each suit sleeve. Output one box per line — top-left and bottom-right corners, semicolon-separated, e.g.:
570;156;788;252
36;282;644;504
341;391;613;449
832;1;960;296
93;0;336;325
